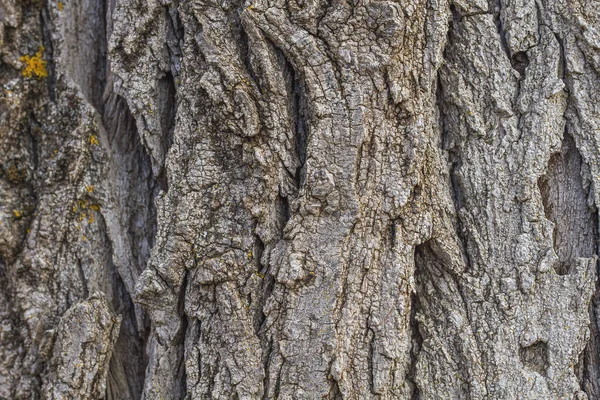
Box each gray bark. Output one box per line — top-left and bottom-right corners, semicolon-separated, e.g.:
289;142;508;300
1;0;600;398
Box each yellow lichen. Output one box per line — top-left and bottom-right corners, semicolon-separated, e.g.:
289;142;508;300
5;163;24;183
57;1;63;10
20;46;48;79
86;185;94;193
89;135;99;145
89;204;100;211
13;210;22;218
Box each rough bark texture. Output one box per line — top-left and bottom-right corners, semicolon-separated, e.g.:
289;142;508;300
2;0;600;398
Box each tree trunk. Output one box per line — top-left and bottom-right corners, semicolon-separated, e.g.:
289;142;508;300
2;0;600;398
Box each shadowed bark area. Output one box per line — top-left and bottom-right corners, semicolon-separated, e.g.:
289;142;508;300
538;132;597;276
2;0;600;399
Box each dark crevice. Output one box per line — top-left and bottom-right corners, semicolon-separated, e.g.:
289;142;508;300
99;0;164;379
254;226;275;399
41;5;57;102
511;51;529;77
76;259;90;299
102;89;155;398
414;240;480;398
176;274;188;399
158;72;176;152
278;194;291;226
293;75;308;190
407;290;423;400
493;0;512;62
97;0;108;110
274;356;283;399
27;114;41;173
367;327;375;394
261;338;273;400
165;1;184;78
157;70;177;191
389;220;397;247
258;34;308;189
437;72;474;273
239;25;260;94
277;39;307;189
436;63;488;395
92;200;148;400
253;232;269;336
449;3;462;24
328;375;343;400
105;261;148;400
538;130;597;275
554;32;567;83
520;341;549;376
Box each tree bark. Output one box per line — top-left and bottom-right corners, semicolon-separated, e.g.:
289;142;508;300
2;0;600;398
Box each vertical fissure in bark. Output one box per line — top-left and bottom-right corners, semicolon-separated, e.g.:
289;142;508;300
253;231;270;335
106;257;147;400
27;114;40;173
261;337;273;400
267;40;310;189
437;73;470;269
41;5;57;101
76;259;90;299
102;93;156;398
407;288;423;400
449;3;462;24
367;326;376;394
21;113;40;251
273;356;283;400
98;0;158;382
328;363;343;400
177;273;188;397
278;194;291;226
95;197;149;400
389;220;397;247
156;70;176;191
165;2;184;74
292;73;307;188
493;0;512;62
239;25;260;94
553;31;567;83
